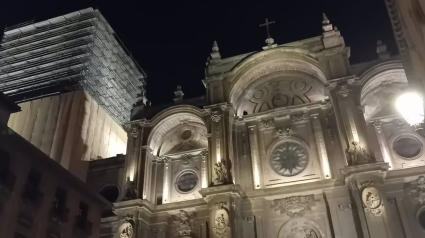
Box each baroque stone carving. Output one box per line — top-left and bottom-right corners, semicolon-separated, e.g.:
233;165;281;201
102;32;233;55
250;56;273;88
287;226;319;238
163;157;171;165
213;203;230;238
336;84;351;97
182;154;191;165
292;113;305;122
210;110;222;122
119;215;134;238
371;120;382;133
276;127;293;139
172;210;195;237
124;124;141;138
394;119;407;129
243;79;317;114
361;181;383;216
346;142;372;165
271;195;316;217
200;150;208;157
213;160;227;184
270;141;308;177
260;119;274;128
405;176;425;204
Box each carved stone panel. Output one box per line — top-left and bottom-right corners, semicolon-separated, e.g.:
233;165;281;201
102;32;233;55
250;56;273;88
360;182;383;216
271;195;316;217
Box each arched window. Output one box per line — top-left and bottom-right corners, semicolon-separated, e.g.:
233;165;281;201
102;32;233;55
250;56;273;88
99;185;119;203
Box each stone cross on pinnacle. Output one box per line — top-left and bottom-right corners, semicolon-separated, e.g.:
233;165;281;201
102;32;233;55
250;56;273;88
260;18;275;39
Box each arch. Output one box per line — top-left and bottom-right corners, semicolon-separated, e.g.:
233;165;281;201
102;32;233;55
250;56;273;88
147;106;207;156
226;49;328;107
277;217;326;238
358;61;408;121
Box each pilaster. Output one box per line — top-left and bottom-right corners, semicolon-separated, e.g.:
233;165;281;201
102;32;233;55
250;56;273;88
310;109;332;179
370;120;393;169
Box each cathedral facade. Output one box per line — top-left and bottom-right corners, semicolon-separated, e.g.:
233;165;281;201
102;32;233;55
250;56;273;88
94;16;425;238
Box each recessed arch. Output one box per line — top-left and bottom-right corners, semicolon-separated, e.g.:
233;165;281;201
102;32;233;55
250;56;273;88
225;49;327;115
147;106;207;156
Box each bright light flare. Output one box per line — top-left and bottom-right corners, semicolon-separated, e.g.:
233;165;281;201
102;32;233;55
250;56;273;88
395;92;424;126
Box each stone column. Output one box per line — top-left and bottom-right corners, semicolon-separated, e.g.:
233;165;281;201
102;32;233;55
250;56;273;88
310;109;332;179
370;120;393;169
328;78;375;166
247;124;262;189
122;119;146;201
206;104;231;186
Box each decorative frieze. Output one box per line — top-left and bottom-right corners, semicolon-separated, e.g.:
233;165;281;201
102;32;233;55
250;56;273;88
360;181;384;216
260;119;274;128
405;176;425;204
271;195;316;217
292;113;305;122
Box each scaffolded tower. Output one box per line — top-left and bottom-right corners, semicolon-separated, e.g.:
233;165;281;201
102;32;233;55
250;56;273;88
0;8;146;125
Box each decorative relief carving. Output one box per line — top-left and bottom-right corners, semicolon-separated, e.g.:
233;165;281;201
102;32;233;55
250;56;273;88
124;124;141;138
244;79;316;114
336;84;351;97
119;215;134;238
361;181;384;216
213;160;227;184
213;203;230;238
172;210;195;237
163;157;171;165
242;141;248;157
210;110;222;122
182;154;191;165
288;226;319;238
338;203;352;211
292;113;305;122
271;195;316;217
260;119;274;128
200;150;208;157
405;176;425;204
276;127;293;139
346;142;373;165
371;120;382;133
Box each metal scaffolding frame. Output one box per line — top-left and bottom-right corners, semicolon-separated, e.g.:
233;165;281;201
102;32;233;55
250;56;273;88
0;8;146;125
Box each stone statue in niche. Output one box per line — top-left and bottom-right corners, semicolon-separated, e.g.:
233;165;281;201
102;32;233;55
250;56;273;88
172;210;195;238
122;177;138;200
214;160;227;184
119;215;134;238
346;142;372;165
405;176;425;204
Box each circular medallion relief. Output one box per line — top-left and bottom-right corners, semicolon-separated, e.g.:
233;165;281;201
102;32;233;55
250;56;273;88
393;137;422;159
270;142;308;177
176;172;198;193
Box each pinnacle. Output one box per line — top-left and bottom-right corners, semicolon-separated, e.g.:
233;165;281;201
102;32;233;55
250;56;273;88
212;41;219;52
322;13;330;25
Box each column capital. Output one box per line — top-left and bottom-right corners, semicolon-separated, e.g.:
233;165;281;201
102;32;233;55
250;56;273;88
123;119;147;138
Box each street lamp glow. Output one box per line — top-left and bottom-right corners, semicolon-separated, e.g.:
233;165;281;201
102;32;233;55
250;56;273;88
395;92;424;126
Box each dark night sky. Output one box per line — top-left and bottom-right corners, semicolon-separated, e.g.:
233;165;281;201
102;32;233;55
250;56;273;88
0;0;397;105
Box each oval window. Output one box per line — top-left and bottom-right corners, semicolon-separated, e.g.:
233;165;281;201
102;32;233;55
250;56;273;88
177;172;198;193
393;137;422;159
99;185;119;203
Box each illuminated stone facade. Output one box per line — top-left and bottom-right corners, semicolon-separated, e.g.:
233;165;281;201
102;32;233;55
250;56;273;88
90;16;425;238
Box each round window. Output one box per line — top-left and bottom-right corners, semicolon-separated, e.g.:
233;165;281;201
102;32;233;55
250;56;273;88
418;208;425;230
270;141;308;177
393;137;422;159
99;185;119;203
181;130;192;140
177;172;198;193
